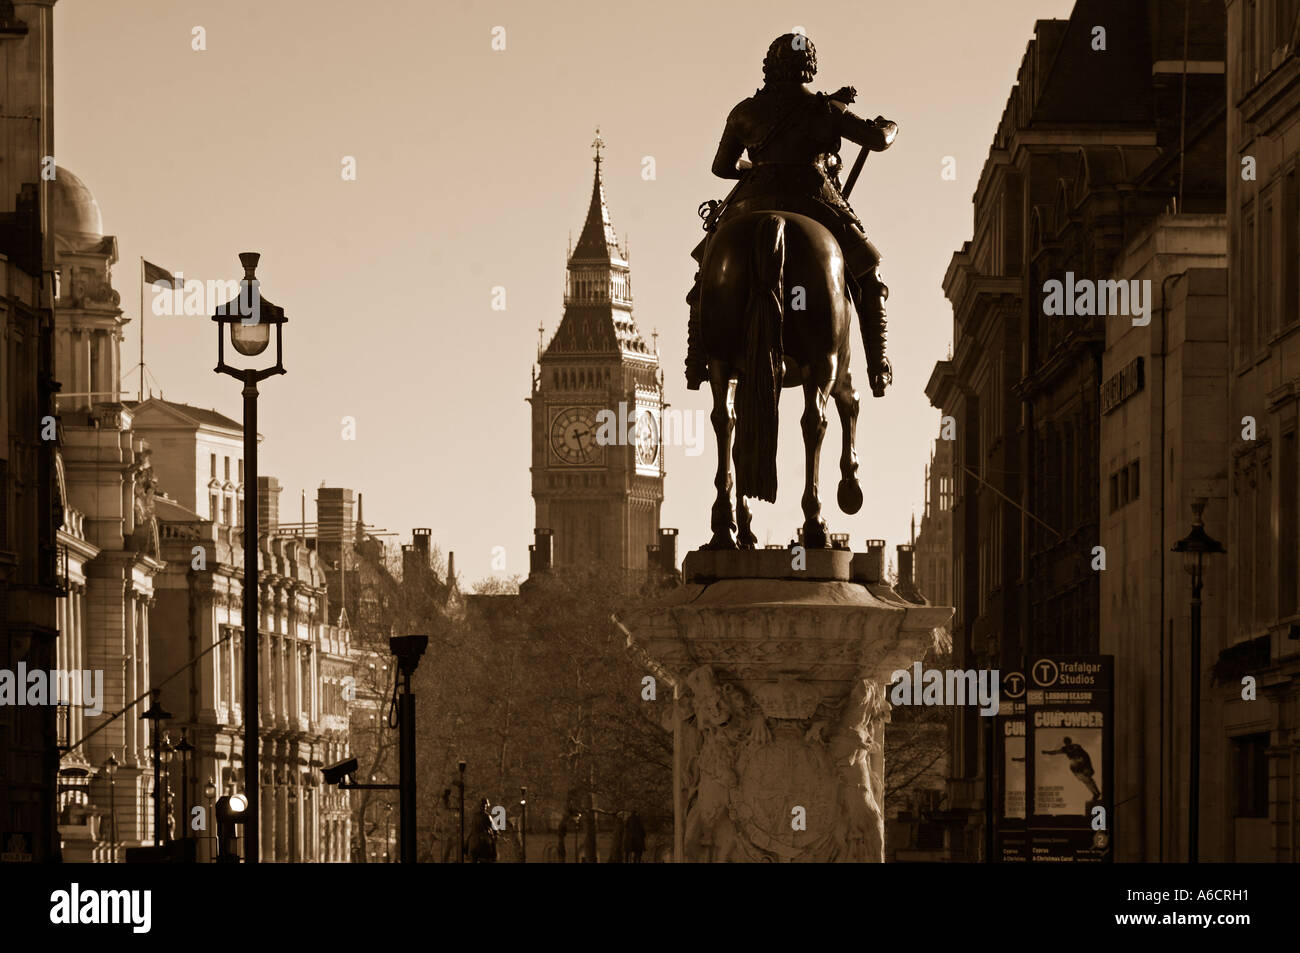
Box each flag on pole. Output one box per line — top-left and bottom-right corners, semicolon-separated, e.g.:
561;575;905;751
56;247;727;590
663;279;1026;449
142;259;178;288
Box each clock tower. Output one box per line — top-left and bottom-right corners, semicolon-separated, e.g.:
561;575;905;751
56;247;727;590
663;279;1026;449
530;133;664;571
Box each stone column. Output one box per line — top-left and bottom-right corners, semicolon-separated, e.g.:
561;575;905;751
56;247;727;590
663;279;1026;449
617;548;952;863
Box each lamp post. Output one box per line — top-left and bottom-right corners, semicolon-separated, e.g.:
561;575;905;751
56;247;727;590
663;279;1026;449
384;802;393;863
288;781;299;863
1172;498;1225;864
160;733;174;843
520;787;527;864
173;731;194;844
212;251;287;864
141;691;172;847
457;760;467;863
572;811;581;864
203;778;216;863
104;754;118;860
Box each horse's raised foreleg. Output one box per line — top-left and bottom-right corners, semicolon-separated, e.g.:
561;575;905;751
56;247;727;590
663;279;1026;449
707;362;738;549
800;355;836;548
833;368;863;515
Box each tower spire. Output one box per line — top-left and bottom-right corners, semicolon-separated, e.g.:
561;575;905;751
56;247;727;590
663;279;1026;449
571;127;621;262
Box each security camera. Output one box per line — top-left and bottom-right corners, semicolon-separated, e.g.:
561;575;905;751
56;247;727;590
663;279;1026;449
389;634;429;677
322;757;358;786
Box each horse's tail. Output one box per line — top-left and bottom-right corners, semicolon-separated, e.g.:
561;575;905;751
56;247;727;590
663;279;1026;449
734;214;784;503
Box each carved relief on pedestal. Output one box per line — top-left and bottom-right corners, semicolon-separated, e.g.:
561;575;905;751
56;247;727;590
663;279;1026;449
679;664;892;863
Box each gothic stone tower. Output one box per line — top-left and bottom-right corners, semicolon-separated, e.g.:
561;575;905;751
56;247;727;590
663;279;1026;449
530;134;664;571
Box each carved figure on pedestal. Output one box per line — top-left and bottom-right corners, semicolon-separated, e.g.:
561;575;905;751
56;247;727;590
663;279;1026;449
682;666;764;862
827;678;890;861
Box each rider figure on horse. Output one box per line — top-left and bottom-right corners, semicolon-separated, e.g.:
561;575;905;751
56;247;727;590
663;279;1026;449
685;32;898;398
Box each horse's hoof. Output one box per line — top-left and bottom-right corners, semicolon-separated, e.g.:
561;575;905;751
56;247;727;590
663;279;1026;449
706;534;738;551
803;520;829;549
837;479;863;515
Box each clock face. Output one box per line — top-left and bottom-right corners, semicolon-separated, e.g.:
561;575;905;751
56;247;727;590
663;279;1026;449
635;407;660;468
550;407;600;465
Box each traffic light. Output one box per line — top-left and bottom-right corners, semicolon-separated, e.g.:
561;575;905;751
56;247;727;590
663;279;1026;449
215;793;248;863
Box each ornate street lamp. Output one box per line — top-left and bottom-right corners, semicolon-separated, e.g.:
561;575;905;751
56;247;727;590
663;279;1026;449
212;251;287;864
1172;498;1225;864
141;691;172;846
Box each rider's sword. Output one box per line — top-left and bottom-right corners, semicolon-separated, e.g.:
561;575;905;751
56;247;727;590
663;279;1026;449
840;146;869;200
841;117;895;200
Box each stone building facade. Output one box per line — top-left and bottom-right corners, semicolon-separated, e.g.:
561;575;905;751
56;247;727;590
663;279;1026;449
1222;0;1300;862
926;0;1227;859
1100;215;1228;861
0;0;60;864
50;166;166;861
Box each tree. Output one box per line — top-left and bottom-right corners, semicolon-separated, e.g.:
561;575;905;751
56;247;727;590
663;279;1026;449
412;564;673;861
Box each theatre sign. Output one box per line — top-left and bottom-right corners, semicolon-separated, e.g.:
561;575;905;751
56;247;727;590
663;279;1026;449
1101;357;1144;416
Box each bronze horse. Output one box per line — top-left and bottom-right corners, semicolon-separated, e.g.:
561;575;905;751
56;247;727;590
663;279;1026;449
699;207;864;550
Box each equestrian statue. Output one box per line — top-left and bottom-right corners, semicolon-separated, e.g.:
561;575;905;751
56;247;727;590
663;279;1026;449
684;32;898;550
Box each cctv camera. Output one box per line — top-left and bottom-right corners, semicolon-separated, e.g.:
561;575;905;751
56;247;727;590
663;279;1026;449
389;634;429;677
322;757;358;786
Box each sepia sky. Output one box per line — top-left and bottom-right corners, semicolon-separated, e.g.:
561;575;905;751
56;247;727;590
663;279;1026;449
53;0;1075;584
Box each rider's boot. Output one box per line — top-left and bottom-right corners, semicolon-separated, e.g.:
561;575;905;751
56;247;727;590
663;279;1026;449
852;263;892;398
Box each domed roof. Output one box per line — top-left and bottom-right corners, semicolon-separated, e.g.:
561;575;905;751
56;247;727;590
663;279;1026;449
50;167;103;238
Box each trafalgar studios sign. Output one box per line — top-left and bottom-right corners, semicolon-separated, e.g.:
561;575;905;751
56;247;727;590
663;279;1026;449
995;656;1114;862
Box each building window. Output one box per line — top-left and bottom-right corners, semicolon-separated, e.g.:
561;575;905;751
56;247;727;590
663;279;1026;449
238;459;244;484
1232;734;1269;818
210;494;219;523
224;456;231;480
210;453;217;479
223;497;232;526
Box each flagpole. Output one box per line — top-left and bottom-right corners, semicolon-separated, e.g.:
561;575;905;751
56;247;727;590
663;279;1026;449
139;256;144;402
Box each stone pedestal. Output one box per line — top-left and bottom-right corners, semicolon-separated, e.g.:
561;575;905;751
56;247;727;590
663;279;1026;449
617;549;952;862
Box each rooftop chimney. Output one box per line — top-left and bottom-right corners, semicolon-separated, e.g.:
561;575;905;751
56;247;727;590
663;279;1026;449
896;543;921;602
258;476;281;536
533;528;553;574
316;487;354;568
658;528;678;575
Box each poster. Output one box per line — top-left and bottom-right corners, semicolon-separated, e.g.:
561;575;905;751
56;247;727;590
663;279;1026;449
1025;656;1113;862
994;670;1027;861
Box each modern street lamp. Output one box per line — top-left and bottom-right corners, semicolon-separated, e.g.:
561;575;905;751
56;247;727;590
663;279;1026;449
141;691;172;847
212;251;288;864
457;760;467;863
104;754;118;859
1172;498;1225;864
520;786;527;864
